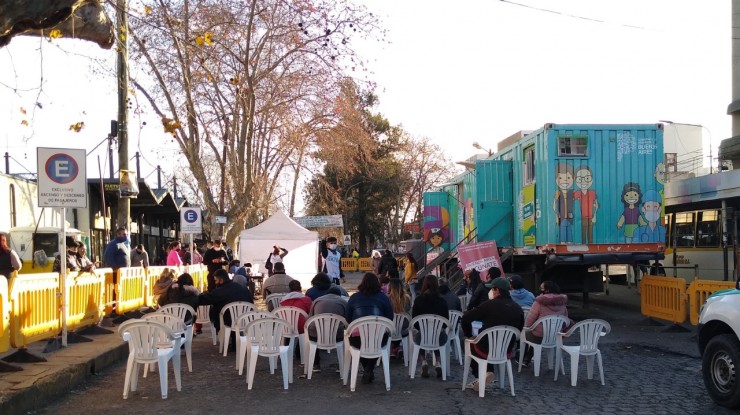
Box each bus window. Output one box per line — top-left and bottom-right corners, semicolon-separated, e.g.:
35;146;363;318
696;210;720;247
674;212;695;247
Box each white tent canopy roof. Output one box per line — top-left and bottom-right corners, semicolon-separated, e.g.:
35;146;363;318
241;210;318;240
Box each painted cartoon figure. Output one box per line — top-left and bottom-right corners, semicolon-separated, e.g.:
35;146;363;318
426;228;445;276
616;182;647;242
552;162;574;243
633;189;666;243
573;165;598;243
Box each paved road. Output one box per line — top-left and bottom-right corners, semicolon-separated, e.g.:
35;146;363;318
29;298;732;415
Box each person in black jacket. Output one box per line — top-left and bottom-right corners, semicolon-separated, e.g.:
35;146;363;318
411;274;449;379
461;276;523;392
468;267;502;311
378;250;398;277
198;269;252;333
203;239;229;291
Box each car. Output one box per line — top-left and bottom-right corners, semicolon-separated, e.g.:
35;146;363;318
697;281;740;408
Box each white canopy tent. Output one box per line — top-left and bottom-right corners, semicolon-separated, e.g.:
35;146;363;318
238;211;319;287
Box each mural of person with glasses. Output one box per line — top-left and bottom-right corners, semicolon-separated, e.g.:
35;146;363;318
552;162;575;243
573;165;598;244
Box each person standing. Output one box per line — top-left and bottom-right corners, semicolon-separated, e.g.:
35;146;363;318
166;241;183;267
371;251;382;275
203;239;229;291
103;227;131;271
0;232;22;279
265;245;288;276
131;244;150;268
378;250;398;278
320;237;345;285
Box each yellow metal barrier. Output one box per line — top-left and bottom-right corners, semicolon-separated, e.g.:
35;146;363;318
116;267;146;314
9;273;61;349
687;279;737;325
0;276;9;353
100;268;116;315
186;264;207;292
65;271;105;331
358;258;372;271
340;258;357;271
640;275;687;324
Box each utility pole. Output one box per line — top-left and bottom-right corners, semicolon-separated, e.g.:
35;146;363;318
116;0;130;230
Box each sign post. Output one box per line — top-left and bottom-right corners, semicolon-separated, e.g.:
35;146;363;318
180;208;203;268
343;234;352;246
37;148;87;348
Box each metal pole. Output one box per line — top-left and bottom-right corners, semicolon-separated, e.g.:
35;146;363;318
61;207;68;347
4;152;8;174
723;200;729;281
135;151;141;178
116;0;130;230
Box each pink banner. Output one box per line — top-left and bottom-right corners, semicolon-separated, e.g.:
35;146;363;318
457;240;504;280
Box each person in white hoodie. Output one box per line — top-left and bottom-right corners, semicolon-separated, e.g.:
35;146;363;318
509;274;535;308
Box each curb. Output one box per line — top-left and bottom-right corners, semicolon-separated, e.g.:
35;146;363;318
1;341;129;415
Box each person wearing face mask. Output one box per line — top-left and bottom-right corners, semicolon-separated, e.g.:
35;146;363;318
320;237;344;285
265;244;289;276
53;236;82;273
204;239;229;291
131;244;150;268
521;280;571;366
198;269;252;349
468;266;501;310
633;189;667;243
103;227;131;272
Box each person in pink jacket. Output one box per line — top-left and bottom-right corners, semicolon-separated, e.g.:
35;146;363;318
166;241;183;267
522;280;571;365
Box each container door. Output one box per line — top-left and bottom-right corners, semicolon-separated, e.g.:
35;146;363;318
475;160;514;246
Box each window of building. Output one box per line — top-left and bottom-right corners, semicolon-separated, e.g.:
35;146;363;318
696;210;720;247
523;146;535;184
673;212;695;247
9;184;16;228
557;134;588;157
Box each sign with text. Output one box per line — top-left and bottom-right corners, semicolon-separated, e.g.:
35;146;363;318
457;240;505;280
180;207;202;234
293;214;344;228
37;147;87;208
343;234;352;246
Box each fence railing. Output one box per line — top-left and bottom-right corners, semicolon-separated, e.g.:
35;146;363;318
9;273;61;349
65;271;105;331
686;279;737;325
640;275;739;325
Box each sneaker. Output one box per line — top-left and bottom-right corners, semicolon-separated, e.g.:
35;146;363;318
421;363;430;378
435;366;442;378
466;379;480;392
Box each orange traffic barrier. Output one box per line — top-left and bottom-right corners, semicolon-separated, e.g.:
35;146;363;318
9;273;61;349
358;258;372;271
116;267;147;314
640;275;687;324
0;276;9;353
65;271;105;331
340;258;356;271
687;279;736;325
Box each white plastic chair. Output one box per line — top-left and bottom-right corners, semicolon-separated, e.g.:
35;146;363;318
196;305;218;346
390;313;411;367
518;315;570;377
342;316;394;392
235;311;276;375
220;301;256;356
461;325;520;397
118;319;182;399
243;317;294;390
448;310;463;366
265;293;287;311
141;313;187;377
554;319;611;386
409;314;451;380
458;295;469;311
273;306;309;365
521;306;531;323
303;313;348;379
157;303;197;372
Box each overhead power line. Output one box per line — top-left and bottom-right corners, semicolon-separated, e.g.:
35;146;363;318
499;0;649;30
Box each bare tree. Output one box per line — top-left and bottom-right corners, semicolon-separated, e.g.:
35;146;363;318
126;0;381;247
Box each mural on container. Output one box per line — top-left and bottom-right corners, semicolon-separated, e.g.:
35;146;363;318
423;202;450;271
654;162;666;223
552;162;575;243
520;183;536;246
633;189;666;243
573;165;598;244
616;182;647;242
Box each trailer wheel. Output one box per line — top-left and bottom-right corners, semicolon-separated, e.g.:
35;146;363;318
703;334;740;408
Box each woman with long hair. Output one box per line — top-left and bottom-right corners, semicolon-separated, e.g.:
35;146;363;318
346;272;394;385
387;278;411;358
0;233;22;280
411;274;449;378
404;252;419;301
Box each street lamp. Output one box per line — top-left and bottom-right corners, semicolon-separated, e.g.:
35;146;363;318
472;141;493;156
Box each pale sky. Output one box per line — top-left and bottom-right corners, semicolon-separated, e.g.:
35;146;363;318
0;0;732;191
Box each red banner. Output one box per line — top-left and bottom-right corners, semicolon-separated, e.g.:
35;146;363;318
457;240;505;280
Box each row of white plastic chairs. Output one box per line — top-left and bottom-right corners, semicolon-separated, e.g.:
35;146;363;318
118;299;611;399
